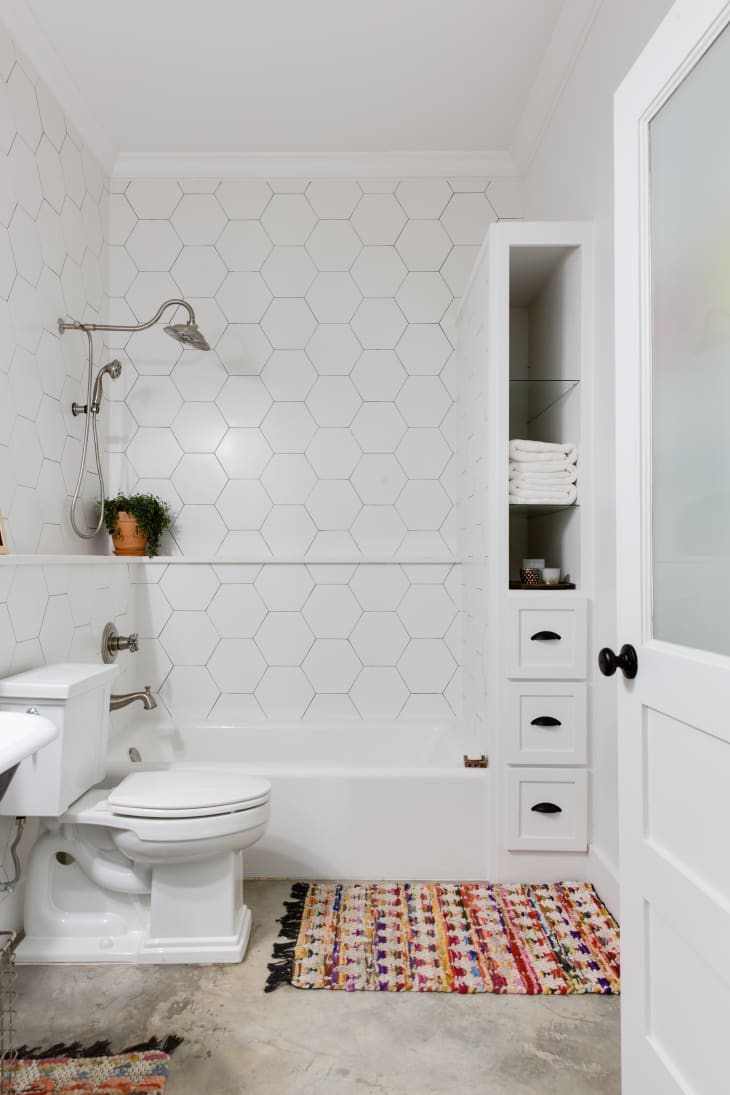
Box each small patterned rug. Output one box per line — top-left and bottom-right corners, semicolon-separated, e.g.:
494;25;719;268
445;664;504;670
266;881;620;994
5;1037;181;1094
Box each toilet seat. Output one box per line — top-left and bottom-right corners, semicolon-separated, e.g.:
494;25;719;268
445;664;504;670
107;769;271;818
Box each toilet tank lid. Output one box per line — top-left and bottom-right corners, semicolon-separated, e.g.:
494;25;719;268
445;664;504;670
0;662;119;700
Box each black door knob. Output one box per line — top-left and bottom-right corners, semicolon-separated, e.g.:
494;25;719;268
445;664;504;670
598;644;638;679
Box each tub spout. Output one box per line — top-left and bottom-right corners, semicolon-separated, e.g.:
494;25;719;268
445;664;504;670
110;686;157;712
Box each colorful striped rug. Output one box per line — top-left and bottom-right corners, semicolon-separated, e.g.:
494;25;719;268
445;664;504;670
5;1037;181;1094
266;881;620;994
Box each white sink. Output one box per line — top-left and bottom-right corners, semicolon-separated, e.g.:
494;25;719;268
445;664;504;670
0;712;58;775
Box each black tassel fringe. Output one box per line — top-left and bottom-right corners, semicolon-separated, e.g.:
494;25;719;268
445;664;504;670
264;881;309;993
15;1034;184;1060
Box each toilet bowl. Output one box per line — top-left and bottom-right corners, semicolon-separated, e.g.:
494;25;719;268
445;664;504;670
0;664;271;966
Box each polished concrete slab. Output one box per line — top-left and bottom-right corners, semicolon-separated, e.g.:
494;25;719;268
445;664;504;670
14;881;621;1094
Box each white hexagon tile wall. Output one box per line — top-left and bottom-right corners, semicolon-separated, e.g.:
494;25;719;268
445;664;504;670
0;23;109;557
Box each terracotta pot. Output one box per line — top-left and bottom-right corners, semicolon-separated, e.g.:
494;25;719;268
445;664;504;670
111;511;148;556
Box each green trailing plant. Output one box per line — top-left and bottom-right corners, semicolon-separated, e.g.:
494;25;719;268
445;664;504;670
102;493;173;558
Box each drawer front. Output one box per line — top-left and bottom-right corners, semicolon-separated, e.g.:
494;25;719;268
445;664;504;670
506;767;588;851
504;682;587;765
505;601;587;679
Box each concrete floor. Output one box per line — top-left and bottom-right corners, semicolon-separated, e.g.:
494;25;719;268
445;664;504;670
14;881;621;1095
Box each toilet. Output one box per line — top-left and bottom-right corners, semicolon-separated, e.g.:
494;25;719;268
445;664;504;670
0;663;270;965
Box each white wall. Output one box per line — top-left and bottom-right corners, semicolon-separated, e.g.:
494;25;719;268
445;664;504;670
521;0;675;880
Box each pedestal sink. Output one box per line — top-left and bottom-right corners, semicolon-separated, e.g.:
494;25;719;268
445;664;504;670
0;712;58;802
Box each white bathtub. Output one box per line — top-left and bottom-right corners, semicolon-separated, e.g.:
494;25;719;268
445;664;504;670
106;723;489;880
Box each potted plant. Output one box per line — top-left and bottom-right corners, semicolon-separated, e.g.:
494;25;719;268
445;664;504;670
103;493;172;558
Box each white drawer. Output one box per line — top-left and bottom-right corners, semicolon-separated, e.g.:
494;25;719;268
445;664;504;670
505;599;587;679
506;767;587;852
504;682;587;765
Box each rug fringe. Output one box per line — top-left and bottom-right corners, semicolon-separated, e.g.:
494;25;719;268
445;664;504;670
264;881;309;993
14;1034;184;1060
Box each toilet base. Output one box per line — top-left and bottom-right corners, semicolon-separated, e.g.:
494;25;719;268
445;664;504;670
16;905;252;966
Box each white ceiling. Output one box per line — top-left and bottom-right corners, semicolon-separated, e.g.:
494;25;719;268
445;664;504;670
21;0;565;168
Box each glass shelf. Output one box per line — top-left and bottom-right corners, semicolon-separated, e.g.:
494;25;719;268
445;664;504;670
509;378;580;422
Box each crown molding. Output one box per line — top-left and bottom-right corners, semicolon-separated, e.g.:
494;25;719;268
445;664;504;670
1;0;117;173
510;0;604;172
112;149;519;181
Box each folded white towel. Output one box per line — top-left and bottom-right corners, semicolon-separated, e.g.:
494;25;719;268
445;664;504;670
509;482;577;505
509;463;577;483
509;439;577;464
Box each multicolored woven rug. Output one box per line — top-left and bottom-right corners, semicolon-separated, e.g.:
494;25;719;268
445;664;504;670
266;881;620;994
4;1037;180;1094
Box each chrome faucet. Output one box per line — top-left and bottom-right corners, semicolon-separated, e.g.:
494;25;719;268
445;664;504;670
110;686;157;712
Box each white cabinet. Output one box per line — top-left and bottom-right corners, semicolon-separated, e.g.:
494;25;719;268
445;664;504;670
503;681;587;765
506;768;588;852
505;599;587;679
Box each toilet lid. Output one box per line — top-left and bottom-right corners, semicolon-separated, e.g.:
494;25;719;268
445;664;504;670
107;769;271;819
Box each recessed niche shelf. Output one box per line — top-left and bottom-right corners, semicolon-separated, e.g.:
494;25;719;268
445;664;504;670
509;378;580;422
509;503;579;517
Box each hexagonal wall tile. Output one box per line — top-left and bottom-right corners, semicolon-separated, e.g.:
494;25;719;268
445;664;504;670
302;639;360;691
396;429;451;478
351;350;405;401
261;402;317;453
350;403;406;452
127;375;182;427
262;453;316;504
255;612;314;665
255;666;313;718
306;220;361;271
217;272;272;323
217;376;272;427
208;639;266;692
352;454;406;505
351;194;406;245
159;611;219;665
260;246;316;296
216;480;272;531
396;376;451;427
396;324;452;374
349;565;408;610
169;504;227;556
8;137;42;218
8;568;47;641
306;376;360;427
130;583;172;638
125;220;181;272
126;180;182;219
261;194;316;244
350;506;406;555
208;584;267;637
350;612;409;665
350;246;406;297
160;666;218;720
261;506;316;554
301;585;361;638
305;428;361;479
261;350;316;401
261;299;316;349
217;220;272;271
217;325;272;375
305;272;361;323
306;180;361;219
397;480;451;531
255;565;314;611
171;194;226;245
9;207;42;285
7;64;42;150
172;453;226;504
160;564;219;610
398;639;456;692
351;299;406;349
306;480;362;530
396;220;451;271
172;355;227;401
350;667;408;718
126;428;183;478
440;246;479;296
172;402;227;452
395;179;452;219
440;193;497;245
216;180;272;219
216;428;272;478
306;324;361;376
397;585;456;638
171;246;227;296
396;272;451;323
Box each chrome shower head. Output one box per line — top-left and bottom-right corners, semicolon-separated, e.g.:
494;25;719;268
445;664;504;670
91;359;122;411
164;321;210;351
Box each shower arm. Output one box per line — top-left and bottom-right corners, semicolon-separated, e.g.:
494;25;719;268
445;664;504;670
58;299;196;336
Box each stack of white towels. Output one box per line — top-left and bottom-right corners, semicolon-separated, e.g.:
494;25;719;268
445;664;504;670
509;439;578;504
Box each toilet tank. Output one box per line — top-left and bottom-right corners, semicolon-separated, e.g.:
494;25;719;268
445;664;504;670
0;663;119;817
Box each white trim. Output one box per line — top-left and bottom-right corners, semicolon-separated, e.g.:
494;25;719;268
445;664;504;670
1;0;117;172
588;843;620;917
510;0;604;172
112;149;519;181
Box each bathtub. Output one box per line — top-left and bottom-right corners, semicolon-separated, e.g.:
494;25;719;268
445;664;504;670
105;723;489;880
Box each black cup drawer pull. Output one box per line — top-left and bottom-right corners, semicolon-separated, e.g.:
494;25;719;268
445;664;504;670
531;802;562;814
530;630;561;641
530;716;562;727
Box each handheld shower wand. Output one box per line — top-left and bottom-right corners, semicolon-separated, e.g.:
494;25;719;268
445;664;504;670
60;300;210;540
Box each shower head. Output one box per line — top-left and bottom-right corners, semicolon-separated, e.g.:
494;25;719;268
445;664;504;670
163;321;210;351
91;359;122;412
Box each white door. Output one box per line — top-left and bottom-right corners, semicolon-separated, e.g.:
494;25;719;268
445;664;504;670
613;1;730;1091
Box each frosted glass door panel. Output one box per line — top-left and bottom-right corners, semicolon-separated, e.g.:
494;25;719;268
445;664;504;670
650;24;730;656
